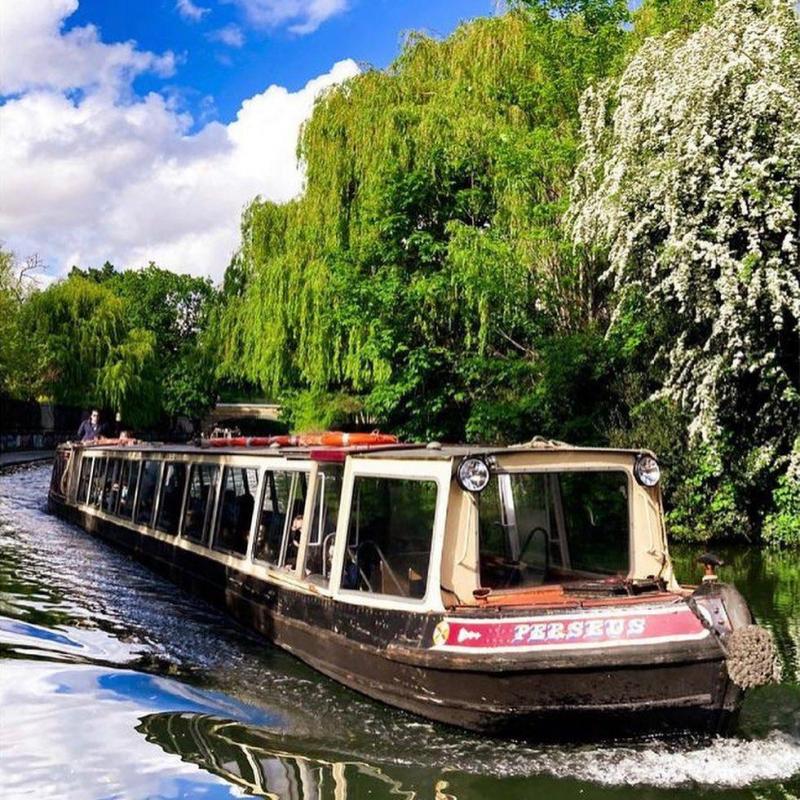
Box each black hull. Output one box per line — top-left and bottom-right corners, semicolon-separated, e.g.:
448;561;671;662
49;496;740;738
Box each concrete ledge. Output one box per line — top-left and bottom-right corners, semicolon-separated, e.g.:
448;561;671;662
0;450;55;467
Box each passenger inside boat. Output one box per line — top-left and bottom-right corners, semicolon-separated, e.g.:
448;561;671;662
477;470;630;592
283;514;303;569
253;470;307;570
215;467;257;554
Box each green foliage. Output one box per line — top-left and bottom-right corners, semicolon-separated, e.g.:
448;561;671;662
571;0;800;544
6;261;218;427
280;389;366;432
764;442;800;547
68;262;219;421
0;249;22;395
19;275;160;425
629;0;717;41
105;264;218;419
0;247;41;398
211;0;799;545
214;5;630;443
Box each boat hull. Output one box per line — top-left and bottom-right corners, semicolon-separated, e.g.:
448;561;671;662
49;495;739;738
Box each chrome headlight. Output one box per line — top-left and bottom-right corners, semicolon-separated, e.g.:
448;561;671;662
634;454;661;487
456;457;490;493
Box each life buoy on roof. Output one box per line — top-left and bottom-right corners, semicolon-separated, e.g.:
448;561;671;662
205;431;398;448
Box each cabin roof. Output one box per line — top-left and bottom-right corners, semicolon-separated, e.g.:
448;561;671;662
69;439;653;461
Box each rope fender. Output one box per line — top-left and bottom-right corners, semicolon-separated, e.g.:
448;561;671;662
725;624;782;689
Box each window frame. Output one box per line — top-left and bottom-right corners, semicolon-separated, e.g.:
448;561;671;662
90;457;108;507
481;466;634;584
251;465;312;572
78;455;93;505
179;460;223;547
134;459;163;528
117;457;141;520
102;457;123;515
295;463;346;585
330;457;451;611
211;464;260;557
154;460;188;536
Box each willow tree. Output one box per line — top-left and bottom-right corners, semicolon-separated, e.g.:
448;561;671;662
20;276;160;426
0;247;32;397
570;0;800;541
215;1;629;440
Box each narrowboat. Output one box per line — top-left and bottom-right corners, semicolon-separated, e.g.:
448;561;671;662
47;435;778;737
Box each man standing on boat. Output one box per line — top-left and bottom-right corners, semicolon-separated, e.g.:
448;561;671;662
76;409;105;442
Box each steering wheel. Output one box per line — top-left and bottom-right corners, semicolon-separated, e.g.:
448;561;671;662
519;526;550;568
342;540;378;591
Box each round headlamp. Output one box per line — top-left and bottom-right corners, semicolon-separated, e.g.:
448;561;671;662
634;454;661;487
456;457;490;493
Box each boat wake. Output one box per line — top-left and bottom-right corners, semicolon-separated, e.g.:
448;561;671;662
486;731;800;787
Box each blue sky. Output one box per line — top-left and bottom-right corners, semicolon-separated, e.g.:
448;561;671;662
67;0;496;127
0;0;498;279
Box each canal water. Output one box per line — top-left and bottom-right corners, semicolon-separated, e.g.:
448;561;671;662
1;462;798;799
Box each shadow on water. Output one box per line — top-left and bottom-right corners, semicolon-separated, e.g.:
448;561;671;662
1;463;799;799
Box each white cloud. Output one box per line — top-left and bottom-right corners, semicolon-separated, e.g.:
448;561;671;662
0;1;359;282
228;0;349;34
0;0;176;95
175;0;211;22
208;23;246;47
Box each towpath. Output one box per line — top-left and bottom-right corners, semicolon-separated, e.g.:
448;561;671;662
0;450;55;468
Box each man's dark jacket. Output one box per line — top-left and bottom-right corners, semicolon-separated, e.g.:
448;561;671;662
77;419;105;441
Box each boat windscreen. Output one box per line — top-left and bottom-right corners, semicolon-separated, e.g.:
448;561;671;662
340;477;437;600
478;470;629;590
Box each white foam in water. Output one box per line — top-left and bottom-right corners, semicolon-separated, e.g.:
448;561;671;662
519;733;800;788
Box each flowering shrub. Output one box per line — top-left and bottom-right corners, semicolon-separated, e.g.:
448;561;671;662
571;0;800;543
764;442;800;545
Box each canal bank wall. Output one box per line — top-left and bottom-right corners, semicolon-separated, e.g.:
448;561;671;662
0;450;55;468
1;397;81;456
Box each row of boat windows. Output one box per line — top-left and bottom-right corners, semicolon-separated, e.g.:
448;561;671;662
78;456;306;563
76;455;438;601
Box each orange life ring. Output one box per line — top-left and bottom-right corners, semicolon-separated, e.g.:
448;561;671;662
203;432;397;448
319;432;398;446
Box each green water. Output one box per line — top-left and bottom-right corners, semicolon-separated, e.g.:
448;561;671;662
1;464;798;799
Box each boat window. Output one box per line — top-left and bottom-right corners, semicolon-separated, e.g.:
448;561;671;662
102;458;122;514
50;451;69;497
477;471;630;590
135;460;162;527
118;460;139;519
253;470;307;569
78;457;92;504
340;477;437;600
89;457;107;506
184;463;220;545
301;465;343;586
155;462;187;535
213;466;258;556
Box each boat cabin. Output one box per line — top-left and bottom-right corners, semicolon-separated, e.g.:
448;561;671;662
53;440;676;612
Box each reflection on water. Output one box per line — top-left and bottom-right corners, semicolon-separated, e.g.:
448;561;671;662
138;712;420;799
1;463;799;799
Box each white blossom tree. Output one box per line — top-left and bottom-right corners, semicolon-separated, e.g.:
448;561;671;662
570;0;800;541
